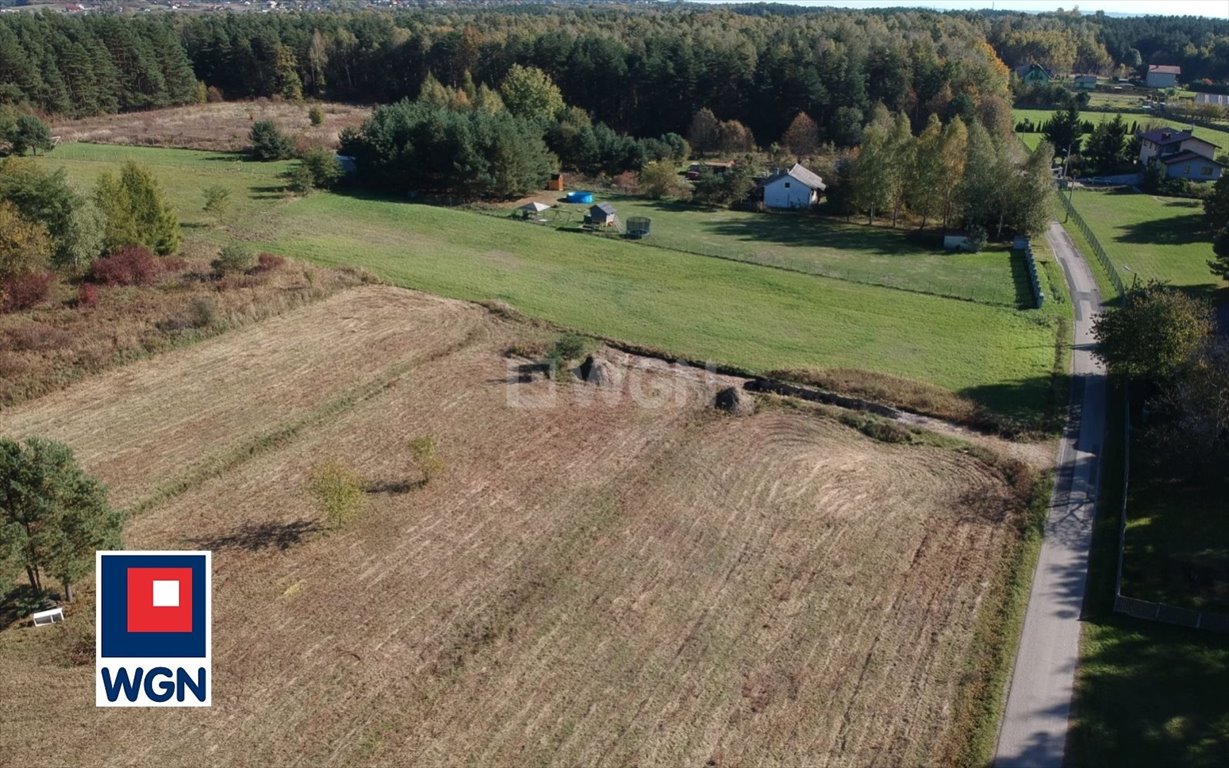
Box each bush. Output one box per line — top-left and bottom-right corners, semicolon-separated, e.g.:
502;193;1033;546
963;224;988;253
89;245;159;286
284;164;314;195
211;244;254;276
547;332;589;366
308;105;325;126
306;459;365;529
296;147;343;190
205;85;224;103
202;185;231;213
186;296;217;329
249;120;294;161
408;436;444;484
76;283;97;309
1;270;55;312
255;252;287;272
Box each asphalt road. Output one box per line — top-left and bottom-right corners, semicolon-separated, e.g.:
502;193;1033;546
993;221;1107;768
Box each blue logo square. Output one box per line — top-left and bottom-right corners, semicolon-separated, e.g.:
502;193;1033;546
99;553;208;658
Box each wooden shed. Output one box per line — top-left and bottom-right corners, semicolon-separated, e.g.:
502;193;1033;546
546;172;565;192
588;203;617;227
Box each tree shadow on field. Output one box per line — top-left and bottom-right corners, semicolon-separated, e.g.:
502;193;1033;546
365;479;424;494
189;519;320;552
1116;212;1207;246
249;184;288;200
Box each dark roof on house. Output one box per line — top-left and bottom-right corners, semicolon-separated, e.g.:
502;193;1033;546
1140;127;1192;145
762;163;826;191
1158;150;1225;167
1148;64;1182;75
1139;127;1220;149
591;203;616;215
1014;63;1051;77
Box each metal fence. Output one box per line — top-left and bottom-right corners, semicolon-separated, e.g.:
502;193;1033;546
1111;397;1229;634
1055;189;1126;296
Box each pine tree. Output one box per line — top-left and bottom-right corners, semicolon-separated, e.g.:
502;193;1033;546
95;161;181;255
0;437;121;601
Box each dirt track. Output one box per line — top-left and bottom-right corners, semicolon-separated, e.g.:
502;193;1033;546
0;286;1026;767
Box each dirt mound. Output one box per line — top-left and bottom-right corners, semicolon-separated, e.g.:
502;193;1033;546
714;385;755;415
575;354;622;387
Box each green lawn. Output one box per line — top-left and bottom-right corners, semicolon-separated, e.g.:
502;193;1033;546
484;196;1023;307
42;142;295;245
1067;188;1224;295
1070;382;1229;768
1123;463;1229;613
37;143;1063;421
1013;108;1229;151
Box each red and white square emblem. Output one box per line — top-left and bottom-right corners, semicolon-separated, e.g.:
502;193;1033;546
126;567;193;633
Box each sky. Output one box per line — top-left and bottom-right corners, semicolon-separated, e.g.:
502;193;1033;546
696;1;1229;18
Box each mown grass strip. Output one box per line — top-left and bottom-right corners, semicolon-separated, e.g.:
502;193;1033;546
126;330;479;518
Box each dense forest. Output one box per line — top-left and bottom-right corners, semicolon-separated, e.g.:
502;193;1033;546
0;5;1227;142
4;6;1012;145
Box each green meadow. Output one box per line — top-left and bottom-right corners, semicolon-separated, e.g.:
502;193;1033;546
38;143;1066;420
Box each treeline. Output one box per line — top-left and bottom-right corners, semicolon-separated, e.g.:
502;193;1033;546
342;67;688;199
835;109;1053;239
0;13;198;116
1;7;1010;144
985;10;1229;80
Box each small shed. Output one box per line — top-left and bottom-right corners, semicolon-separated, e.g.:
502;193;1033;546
517;201;551;219
1074;74;1097;91
547;173;564;192
588;203;617;227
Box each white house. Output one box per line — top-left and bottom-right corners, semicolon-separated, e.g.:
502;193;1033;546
1139;127;1225;181
761;163;826;209
1145;64;1181;88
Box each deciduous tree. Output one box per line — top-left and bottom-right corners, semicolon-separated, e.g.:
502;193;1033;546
1093;281;1213;382
499;64;564;124
781;112;820;158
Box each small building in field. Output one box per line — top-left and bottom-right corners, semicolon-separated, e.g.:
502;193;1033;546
1145;64;1181;89
760;163;826;209
1074;74;1097;91
546;173;564;192
588;202;617;227
1014;63;1052;86
1139;127;1225;180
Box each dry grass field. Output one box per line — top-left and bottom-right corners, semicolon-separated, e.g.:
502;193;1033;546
0;286;1033;767
0;255;367;409
51;101;371;152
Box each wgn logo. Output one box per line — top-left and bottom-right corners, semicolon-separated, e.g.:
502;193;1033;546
95;551;212;707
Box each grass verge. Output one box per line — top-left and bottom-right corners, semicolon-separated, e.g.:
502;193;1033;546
954;459;1053;768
